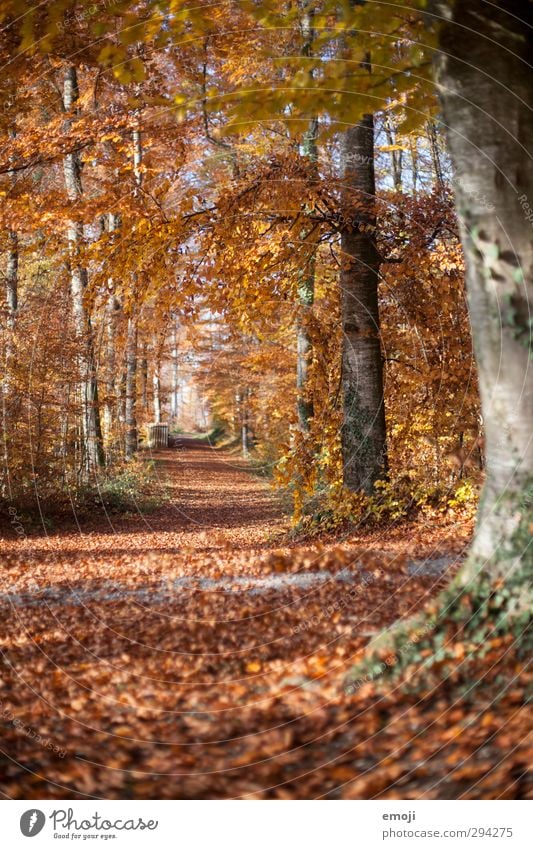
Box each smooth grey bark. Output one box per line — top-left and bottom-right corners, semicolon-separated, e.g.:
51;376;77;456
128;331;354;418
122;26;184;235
6;230;18;328
297;117;318;432
102;213;120;450
124;314;138;460
62;65;104;473
2;228;18;498
153;332;162;425
237;388;250;455
242;394;250;456
103;292;121;448
296;7;318;433
409;136;419;195
340;114;387;494
433;0;533;581
140;341;148;411
132;128;142;188
123;127;143;459
170;318;179;422
152;367;161;424
6;128;18;330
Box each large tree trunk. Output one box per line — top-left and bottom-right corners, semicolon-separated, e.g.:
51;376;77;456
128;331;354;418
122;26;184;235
62;66;104;474
340;114;387;494
434;0;533;584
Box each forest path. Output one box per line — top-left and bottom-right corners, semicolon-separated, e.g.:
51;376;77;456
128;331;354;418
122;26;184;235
1;436;454;604
0;439;479;800
1;436;287;588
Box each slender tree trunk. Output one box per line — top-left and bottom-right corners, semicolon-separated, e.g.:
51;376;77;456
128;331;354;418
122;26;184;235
62;65;104;473
434;0;533;586
123;127;143;459
103;212;121;450
153;334;161;425
384;113;403;191
2;229;18;498
2;127;19;496
124;315;138;460
102;296;115;444
297;117;318;432
6;230;17;328
102;214;120;450
132;128;142;187
6;127;18;334
242;389;250;456
140;341;148;411
170;318;179;422
296;8;318;433
237;388;250;455
118;367;127;434
409;136;419;194
340;113;387;494
427;119;444;189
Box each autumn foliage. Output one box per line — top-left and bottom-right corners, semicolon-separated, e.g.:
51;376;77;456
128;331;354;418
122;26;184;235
0;0;530;804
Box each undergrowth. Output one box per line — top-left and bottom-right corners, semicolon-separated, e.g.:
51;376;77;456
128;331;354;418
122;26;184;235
88;457;168;515
346;570;533;698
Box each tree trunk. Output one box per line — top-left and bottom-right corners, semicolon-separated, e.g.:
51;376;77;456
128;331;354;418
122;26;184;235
140;341;148;411
237;388;250;455
297;117;318;432
409;136;419;195
340;114;387;494
102;294;117;445
102;213;120;451
123;127;143;460
242;398;250;457
153;336;162;425
433;0;533;585
62;65;104;474
427;119;444;188
132;127;142;189
170;318;179;422
384;113;403;191
125;315;138;459
6;230;17;329
1;228;18;498
295;9;318;433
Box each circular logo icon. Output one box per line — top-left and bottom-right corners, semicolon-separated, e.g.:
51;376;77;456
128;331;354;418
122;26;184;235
20;810;46;837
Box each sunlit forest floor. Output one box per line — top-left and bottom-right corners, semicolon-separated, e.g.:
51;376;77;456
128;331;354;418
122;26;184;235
0;439;530;799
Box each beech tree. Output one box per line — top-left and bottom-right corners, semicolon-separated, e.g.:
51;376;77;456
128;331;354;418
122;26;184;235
432;0;532;588
62;65;104;473
340;113;387;495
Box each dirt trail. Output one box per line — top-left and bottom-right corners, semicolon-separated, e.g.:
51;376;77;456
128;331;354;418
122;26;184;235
1;439;507;802
1;437;285;582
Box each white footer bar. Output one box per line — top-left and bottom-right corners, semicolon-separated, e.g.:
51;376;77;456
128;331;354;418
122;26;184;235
4;800;531;848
